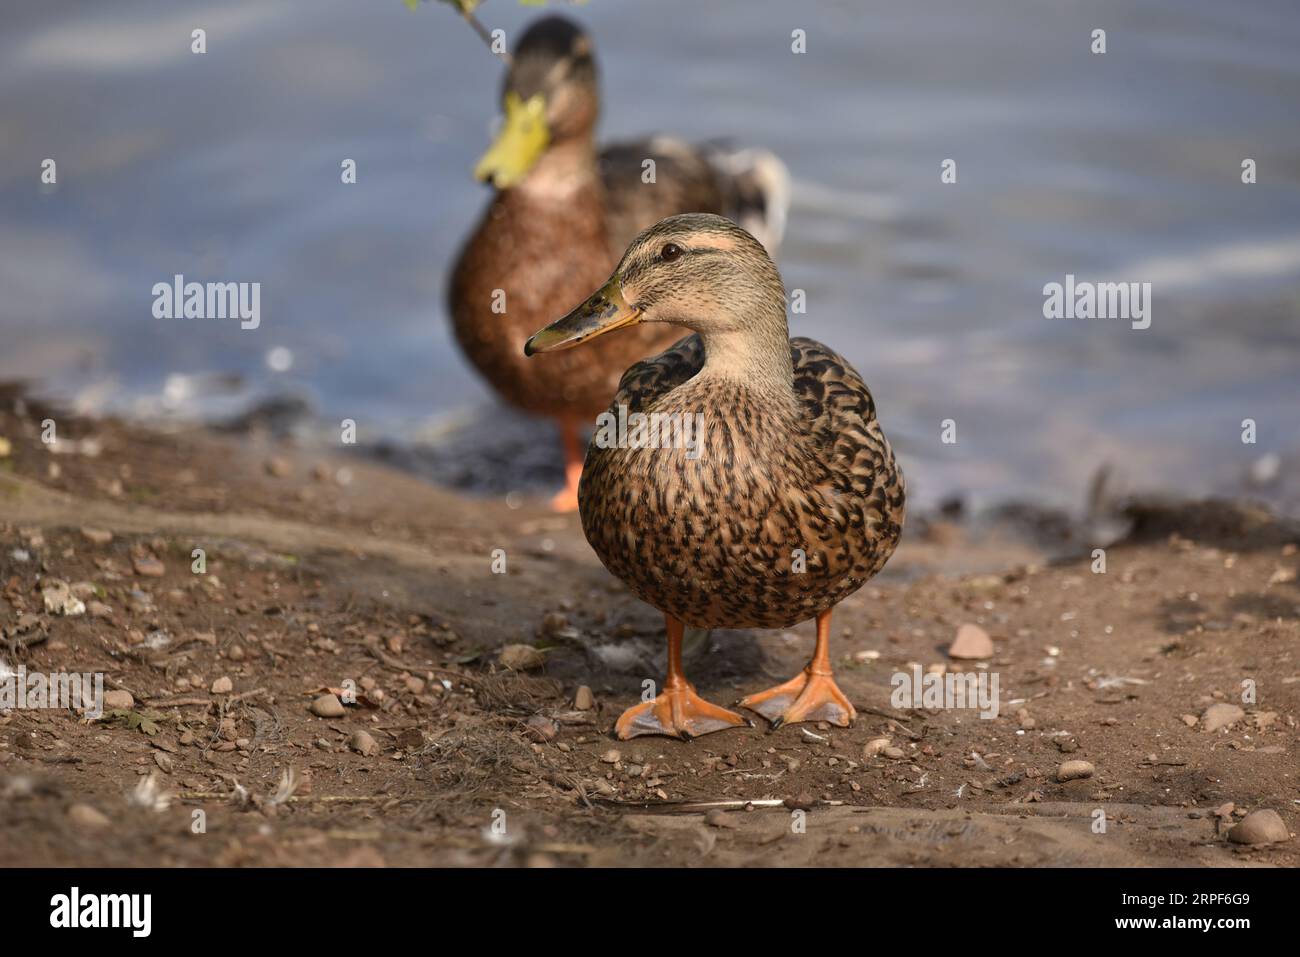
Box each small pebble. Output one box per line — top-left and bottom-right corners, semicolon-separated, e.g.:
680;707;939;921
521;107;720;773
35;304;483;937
210;676;233;694
265;457;292;477
784;792;815;811
526;715;558;741
1201;703;1244;733
574;685;595;710
1228;809;1290;845
863;737;891;758
310;693;346;718
498;644;545;671
132;556;165;578
80;527;113;545
704;809;738;829
1057;760;1095;782
103;690;134;711
349;730;379;756
949;623;994;660
87;601;113;619
67;803;111;829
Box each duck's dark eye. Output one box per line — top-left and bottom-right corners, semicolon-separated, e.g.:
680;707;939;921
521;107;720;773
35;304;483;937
659;243;682;262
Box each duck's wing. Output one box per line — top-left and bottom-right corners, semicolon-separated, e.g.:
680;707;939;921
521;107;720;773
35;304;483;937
599;137;790;255
790;337;906;569
609;332;705;415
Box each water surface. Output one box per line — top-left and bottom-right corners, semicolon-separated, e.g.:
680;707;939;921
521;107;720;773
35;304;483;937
3;0;1298;512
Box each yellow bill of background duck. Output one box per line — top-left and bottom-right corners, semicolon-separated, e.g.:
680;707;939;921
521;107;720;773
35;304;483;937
523;275;641;355
474;91;550;188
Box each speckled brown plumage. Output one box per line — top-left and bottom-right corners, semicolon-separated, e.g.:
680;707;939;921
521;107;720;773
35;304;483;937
579;334;906;630
527;212;903;735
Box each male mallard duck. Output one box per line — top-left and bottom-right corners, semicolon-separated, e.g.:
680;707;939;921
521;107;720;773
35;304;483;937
449;15;788;510
525;214;906;739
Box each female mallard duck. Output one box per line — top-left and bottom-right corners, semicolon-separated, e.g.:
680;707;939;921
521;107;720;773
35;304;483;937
449;15;788;510
525;214;906;739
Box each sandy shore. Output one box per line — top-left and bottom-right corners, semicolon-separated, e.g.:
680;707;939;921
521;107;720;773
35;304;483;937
1;393;1297;866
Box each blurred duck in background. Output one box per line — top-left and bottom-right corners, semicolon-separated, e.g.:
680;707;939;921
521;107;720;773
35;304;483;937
449;15;789;510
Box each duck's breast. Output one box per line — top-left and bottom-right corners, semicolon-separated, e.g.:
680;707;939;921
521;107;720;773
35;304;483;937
580;377;892;629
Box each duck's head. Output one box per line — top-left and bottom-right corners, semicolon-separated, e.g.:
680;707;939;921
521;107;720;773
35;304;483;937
474;15;598;189
525;214;788;360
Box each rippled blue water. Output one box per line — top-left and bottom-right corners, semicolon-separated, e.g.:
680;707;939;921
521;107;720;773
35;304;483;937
3;0;1298;511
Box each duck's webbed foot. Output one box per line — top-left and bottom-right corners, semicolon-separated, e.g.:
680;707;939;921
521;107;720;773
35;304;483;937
549;418;584;513
615;683;751;740
739;668;855;730
738;607;856;730
548;477;580;513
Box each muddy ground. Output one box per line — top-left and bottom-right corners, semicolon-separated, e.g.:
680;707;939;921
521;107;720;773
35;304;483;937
1;393;1297;867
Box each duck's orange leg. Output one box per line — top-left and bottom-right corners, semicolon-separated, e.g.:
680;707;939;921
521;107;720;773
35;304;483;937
739;608;856;730
549;418;583;513
615;615;751;740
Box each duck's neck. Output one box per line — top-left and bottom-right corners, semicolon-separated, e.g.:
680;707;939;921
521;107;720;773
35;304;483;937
695;298;796;403
513;135;602;205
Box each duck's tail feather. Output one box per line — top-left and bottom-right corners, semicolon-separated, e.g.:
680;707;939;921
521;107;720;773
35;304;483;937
707;146;791;256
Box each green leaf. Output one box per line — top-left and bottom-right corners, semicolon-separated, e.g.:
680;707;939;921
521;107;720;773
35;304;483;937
433;0;482;14
103;708;161;736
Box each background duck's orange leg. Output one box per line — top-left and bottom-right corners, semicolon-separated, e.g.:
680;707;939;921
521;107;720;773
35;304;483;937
739;608;856;730
549;418;583;512
615;615;751;740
